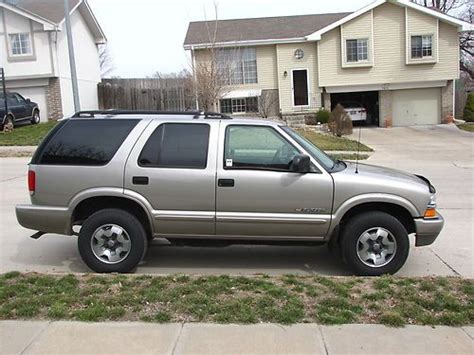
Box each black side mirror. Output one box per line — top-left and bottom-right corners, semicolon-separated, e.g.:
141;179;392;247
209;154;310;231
291;154;311;173
25;99;31;103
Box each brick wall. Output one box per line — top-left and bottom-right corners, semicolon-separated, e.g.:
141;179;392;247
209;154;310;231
46;78;63;121
441;80;454;123
379;90;392;127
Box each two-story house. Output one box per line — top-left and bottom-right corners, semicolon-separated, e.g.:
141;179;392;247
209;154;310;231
184;0;472;127
0;0;105;121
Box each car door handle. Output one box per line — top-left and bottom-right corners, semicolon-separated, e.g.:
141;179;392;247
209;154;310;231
218;179;235;187
132;176;149;185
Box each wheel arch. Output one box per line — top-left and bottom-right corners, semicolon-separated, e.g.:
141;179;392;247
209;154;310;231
71;195;154;239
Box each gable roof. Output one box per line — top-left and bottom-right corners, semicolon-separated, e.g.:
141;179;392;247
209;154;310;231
0;0;106;43
184;12;350;49
184;0;472;49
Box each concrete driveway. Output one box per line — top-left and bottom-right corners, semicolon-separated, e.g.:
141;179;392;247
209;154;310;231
0;124;472;277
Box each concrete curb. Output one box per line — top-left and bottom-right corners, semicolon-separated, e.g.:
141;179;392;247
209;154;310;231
1;321;472;354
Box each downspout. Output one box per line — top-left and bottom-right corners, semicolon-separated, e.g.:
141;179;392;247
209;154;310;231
191;46;199;110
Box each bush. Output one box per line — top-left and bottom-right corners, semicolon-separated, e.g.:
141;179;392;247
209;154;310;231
463;93;474;122
316;109;330;124
329;104;353;137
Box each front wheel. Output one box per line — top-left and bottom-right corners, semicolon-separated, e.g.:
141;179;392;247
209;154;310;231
31;110;40;124
78;208;148;273
340;211;409;276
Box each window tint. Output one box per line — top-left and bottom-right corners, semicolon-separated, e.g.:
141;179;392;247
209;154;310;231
139;123;210;169
38;119;138;165
224;125;299;171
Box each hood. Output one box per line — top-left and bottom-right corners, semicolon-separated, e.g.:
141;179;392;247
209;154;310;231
344;162;427;186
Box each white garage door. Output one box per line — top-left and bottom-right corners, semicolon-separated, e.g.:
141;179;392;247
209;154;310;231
15;87;48;123
392;88;441;126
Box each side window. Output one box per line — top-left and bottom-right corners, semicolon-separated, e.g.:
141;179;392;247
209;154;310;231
14;94;26;104
38;119;138;165
139;123;210;169
7;95;18;106
224;125;299;171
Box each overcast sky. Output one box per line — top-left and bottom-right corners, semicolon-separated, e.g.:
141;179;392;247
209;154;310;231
88;0;373;78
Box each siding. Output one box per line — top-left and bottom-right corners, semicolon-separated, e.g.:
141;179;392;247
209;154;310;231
340;10;374;67
276;42;320;113
406;7;438;64
193;45;278;91
318;2;459;88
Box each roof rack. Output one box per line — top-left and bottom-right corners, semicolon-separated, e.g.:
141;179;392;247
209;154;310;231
71;110;233;120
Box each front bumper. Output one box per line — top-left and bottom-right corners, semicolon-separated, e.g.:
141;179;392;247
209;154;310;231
414;211;444;246
16;204;71;235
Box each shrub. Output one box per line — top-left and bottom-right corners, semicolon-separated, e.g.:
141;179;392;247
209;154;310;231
463;93;474;122
305;114;317;125
316;109;330;124
329;104;353;137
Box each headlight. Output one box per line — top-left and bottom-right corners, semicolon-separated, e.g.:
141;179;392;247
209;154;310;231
424;194;437;218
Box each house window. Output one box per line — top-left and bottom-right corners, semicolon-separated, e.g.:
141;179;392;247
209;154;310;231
217;48;258;85
220;97;258;114
346;39;368;63
411;35;433;59
9;33;32;56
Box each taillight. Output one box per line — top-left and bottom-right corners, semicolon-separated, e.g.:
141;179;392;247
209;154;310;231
28;170;35;195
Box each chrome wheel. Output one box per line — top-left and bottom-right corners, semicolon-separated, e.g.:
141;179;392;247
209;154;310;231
356;227;397;268
32;111;40;124
90;224;132;264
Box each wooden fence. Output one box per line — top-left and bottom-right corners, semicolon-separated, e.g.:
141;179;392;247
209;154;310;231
98;78;195;111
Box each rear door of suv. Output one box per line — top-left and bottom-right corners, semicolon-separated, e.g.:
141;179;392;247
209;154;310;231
124;119;218;237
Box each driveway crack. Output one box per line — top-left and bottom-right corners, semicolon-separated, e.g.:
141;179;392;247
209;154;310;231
20;320;51;354
317;324;329;355
171;322;184;355
431;249;461;277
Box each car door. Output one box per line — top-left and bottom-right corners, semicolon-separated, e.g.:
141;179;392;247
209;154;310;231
215;122;334;239
124;120;218;237
10;94;28;120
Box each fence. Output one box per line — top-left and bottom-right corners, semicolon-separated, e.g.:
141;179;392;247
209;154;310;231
98;78;195;111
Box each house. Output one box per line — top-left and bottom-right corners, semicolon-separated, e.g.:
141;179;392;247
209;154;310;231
0;0;106;121
184;0;472;127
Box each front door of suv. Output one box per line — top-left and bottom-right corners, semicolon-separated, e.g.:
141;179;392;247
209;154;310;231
216;123;333;238
124;120;219;237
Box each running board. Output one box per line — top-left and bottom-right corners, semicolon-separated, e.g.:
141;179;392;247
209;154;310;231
30;231;45;239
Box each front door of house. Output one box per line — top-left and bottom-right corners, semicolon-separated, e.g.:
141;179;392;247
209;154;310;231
292;69;309;106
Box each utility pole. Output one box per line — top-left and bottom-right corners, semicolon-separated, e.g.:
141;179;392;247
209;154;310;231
1;68;7;118
63;0;80;112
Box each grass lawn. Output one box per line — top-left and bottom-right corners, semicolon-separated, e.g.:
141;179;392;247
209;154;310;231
0;121;57;146
296;129;373;152
458;123;474;132
328;153;369;161
1;272;472;326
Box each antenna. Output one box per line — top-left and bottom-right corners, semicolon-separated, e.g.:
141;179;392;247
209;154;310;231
355;124;362;174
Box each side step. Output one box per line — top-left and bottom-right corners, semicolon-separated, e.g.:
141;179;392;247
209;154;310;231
30;231;45;240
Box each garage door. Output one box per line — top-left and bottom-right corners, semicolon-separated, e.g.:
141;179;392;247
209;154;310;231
392;88;440;126
15;87;48;123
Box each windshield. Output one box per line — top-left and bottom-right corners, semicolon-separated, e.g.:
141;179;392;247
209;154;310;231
281;126;336;171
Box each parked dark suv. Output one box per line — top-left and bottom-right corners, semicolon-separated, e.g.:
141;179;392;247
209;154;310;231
1;92;40;131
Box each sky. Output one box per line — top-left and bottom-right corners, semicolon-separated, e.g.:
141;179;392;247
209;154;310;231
88;0;373;78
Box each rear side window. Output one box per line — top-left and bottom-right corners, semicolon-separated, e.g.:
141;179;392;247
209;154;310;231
139;123;210;169
37;119;138;166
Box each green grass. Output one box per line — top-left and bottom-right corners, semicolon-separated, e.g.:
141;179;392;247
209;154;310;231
0;121;57;146
329;153;369;161
0;273;472;326
458;123;474;132
296;129;373;152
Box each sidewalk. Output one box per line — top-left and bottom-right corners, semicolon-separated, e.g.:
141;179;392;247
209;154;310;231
1;321;472;354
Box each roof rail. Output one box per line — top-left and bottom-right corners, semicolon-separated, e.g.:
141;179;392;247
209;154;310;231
71;110;232;119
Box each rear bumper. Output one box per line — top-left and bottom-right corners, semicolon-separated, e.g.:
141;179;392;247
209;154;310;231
414;212;444;247
16;204;71;235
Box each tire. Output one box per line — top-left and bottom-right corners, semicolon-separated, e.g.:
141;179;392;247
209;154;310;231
2;115;13;132
340;211;409;276
31;110;40;124
78;208;148;273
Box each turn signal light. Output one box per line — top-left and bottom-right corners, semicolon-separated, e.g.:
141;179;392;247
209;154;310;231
28;170;35;195
424;208;437;219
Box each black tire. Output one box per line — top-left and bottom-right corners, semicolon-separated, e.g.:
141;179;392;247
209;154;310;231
78;208;148;273
31;110;40;124
340;211;409;276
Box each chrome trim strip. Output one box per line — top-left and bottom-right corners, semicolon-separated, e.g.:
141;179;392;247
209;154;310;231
157;233;325;241
216;212;330;224
153;210;215;221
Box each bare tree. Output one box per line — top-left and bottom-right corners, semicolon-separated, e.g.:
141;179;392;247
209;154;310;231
411;0;473;78
98;44;114;78
258;92;278;118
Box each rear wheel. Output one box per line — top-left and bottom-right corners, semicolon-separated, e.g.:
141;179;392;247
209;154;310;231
2;115;13;132
341;211;409;276
31;110;40;124
78;208;148;273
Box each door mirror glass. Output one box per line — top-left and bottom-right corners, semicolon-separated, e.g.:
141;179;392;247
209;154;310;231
25;98;31;103
291;154;311;173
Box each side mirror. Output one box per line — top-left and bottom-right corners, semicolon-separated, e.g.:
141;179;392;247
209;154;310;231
291;154;311;173
25;99;31;103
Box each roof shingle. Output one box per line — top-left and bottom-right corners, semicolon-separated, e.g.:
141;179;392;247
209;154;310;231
13;0;81;24
184;12;351;46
